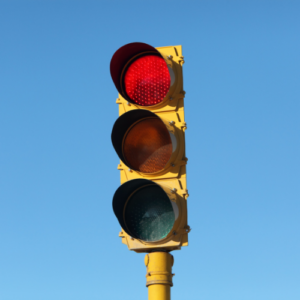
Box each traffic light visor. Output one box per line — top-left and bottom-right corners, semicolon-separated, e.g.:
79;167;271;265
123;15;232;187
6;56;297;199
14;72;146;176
113;179;176;242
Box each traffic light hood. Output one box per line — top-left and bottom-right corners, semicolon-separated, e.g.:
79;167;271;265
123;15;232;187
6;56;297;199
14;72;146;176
112;178;148;234
111;109;154;164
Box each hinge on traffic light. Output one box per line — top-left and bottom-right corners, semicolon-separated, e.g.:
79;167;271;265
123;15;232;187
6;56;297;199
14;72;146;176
172;55;184;65
176;159;187;167
173;226;191;237
178;56;185;66
178;225;191;235
173;188;189;198
180;122;187;130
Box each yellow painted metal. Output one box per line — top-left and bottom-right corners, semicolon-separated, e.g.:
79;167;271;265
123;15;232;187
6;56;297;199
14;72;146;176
148;285;170;300
145;252;174;300
116;45;189;252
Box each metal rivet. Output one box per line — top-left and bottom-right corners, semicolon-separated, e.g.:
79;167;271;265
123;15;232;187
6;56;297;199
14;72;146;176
169;121;175;125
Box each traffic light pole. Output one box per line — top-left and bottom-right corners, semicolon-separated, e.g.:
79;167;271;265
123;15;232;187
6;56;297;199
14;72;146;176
145;252;174;300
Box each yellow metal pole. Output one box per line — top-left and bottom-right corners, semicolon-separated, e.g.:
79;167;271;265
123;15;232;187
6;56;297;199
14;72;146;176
145;252;174;300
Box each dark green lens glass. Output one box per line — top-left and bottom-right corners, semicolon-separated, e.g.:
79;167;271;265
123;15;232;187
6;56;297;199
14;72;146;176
124;185;175;242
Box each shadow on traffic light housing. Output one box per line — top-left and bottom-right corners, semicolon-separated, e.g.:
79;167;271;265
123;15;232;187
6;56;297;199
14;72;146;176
110;42;189;253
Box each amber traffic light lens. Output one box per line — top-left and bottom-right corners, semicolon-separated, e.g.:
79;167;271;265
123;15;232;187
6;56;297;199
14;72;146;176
124;55;171;106
123;118;172;173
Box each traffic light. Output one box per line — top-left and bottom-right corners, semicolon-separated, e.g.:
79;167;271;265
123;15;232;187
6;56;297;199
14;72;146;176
110;42;189;253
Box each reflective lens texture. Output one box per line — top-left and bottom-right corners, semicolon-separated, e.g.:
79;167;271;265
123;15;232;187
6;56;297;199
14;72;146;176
124;55;170;106
123;118;172;173
125;185;175;242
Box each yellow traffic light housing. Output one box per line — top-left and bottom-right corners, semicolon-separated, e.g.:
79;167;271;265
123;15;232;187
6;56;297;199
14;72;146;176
110;42;189;253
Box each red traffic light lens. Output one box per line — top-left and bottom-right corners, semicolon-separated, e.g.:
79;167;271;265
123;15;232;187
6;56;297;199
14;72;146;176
123;118;172;173
124;55;170;106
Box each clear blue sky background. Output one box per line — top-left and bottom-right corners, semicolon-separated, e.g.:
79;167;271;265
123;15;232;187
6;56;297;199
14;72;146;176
0;1;299;300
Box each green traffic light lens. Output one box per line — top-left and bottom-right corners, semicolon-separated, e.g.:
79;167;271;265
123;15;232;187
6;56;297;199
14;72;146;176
124;185;175;242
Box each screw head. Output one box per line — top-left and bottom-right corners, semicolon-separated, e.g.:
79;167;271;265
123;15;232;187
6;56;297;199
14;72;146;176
171;188;177;194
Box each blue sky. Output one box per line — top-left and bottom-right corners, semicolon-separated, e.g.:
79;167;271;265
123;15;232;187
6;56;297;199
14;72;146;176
0;1;299;300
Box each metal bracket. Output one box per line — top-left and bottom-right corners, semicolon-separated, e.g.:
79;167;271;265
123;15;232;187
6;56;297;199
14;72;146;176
178;226;191;235
176;188;189;198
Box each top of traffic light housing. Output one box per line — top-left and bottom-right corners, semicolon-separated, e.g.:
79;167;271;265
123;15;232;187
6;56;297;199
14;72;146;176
110;42;182;109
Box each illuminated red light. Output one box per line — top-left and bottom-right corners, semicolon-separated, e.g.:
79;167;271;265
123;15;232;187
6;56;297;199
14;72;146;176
124;55;171;106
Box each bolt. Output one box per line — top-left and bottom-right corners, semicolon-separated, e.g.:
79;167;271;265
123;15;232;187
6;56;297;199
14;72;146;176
169;97;173;100
127;101;130;105
169;121;175;125
128;168;132;172
173;231;177;235
168;55;173;59
171;164;175;167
